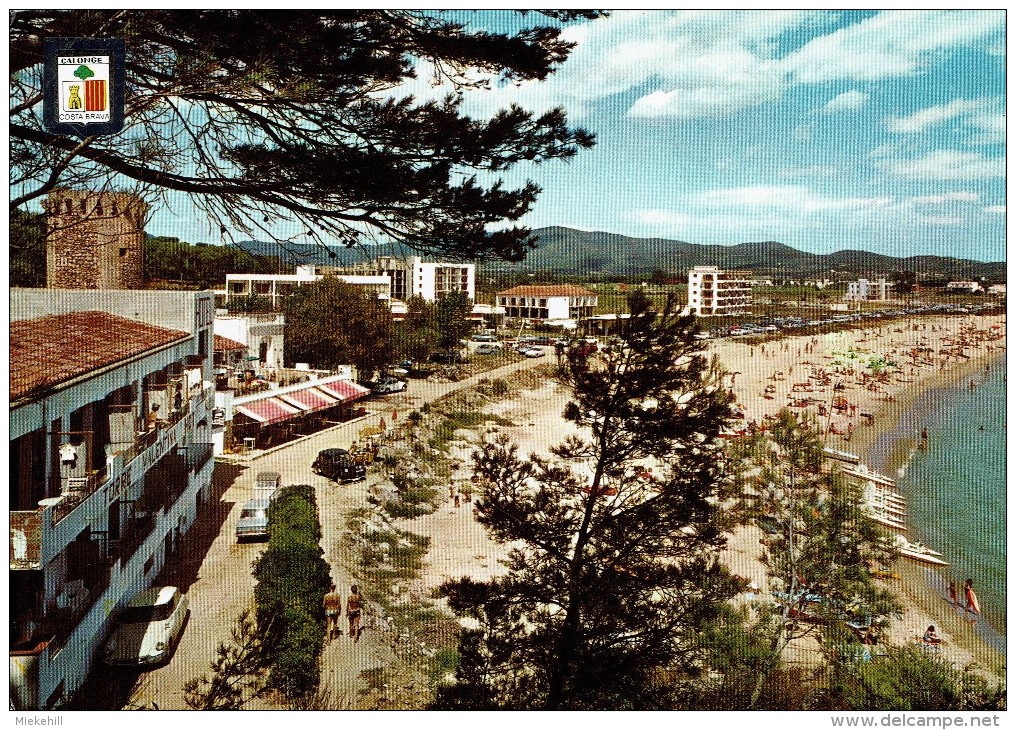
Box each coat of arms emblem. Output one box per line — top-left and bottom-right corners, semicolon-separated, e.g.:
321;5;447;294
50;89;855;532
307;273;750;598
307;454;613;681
43;37;124;135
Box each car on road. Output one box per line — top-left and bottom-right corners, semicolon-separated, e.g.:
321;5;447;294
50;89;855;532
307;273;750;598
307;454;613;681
104;586;189;667
313;448;367;483
372;376;407;394
474;343;503;355
235;497;273;541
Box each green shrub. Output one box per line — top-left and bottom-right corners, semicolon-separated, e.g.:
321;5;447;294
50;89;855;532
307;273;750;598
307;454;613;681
252;485;331;699
428;410;514;452
270;608;326;699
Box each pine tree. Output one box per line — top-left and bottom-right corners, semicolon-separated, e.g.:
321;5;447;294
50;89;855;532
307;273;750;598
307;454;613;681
732;409;899;707
435;292;742;709
11;10;599;261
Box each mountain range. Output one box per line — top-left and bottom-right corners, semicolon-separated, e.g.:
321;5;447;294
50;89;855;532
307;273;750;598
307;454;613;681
231;227;1005;281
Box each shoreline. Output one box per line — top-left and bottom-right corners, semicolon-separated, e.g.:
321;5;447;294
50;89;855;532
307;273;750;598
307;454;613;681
856;351;1006;675
711;313;1006;678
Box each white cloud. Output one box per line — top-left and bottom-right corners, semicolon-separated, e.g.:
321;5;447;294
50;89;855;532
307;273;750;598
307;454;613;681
821;90;869;113
787;10;1004;83
693;185;893;212
881;149;1004;180
921;216;964;225
983;205;1006;214
386;11;1003;125
909;191;979;204
887;97;1004;142
888;99;983;133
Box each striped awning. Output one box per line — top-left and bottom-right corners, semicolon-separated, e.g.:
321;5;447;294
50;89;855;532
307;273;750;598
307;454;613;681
234;378;368;426
276;386;339;413
317;380;370;402
235;398;302;425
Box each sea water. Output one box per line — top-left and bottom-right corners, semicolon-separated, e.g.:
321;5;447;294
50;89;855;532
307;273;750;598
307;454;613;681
869;359;1006;643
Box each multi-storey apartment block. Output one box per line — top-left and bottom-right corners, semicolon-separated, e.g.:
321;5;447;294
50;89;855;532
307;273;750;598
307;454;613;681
686;266;753;316
10;290;216;709
496;285;598;321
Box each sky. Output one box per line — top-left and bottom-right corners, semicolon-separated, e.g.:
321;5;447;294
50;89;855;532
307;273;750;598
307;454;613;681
146;9;1007;262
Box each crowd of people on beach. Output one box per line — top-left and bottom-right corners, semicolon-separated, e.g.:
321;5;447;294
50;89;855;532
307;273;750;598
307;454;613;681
711;314;1004;665
728;318;1006;450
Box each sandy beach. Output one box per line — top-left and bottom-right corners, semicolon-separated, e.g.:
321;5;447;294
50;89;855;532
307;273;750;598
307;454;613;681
397;312;1006;679
711;313;1006;674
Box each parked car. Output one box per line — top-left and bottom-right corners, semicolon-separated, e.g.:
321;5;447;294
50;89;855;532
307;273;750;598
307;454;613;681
104;586;189;666
431;350;463;364
520;335;553;346
474;343;503;355
313;448;367;483
471;332;497;342
520;346;545;358
254;471;281;500
372;376;407;394
235;497;273;541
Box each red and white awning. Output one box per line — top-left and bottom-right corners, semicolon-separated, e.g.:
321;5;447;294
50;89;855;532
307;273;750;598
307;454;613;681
317;379;370;401
276;386;339;413
234;378;369;426
235;398;302;425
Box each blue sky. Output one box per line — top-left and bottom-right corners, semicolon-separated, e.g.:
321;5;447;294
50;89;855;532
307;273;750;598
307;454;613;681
149;10;1006;262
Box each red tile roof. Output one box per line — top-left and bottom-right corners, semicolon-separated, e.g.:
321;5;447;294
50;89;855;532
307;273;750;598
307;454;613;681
11;311;189;403
214;334;247;352
496;285;598;298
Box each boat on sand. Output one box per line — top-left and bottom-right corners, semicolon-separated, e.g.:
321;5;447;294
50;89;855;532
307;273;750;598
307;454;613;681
894;535;949;566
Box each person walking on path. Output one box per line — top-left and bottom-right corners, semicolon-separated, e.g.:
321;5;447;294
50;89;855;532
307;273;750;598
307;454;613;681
347;584;363;642
963;578;980;621
947;581;958;608
323;584;342;642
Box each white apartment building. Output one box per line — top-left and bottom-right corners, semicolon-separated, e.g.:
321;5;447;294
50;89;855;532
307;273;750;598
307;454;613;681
945;280;983;293
224;265;391;310
686;266;753;316
10;290;216;710
356;256;475;302
496;285;597;321
844;278;890;302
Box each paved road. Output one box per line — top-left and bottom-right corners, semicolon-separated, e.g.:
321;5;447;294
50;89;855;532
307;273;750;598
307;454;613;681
127;351;550;709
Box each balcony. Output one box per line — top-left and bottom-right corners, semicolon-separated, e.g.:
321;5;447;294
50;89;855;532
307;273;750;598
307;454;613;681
49;398;191;526
11;384;213;575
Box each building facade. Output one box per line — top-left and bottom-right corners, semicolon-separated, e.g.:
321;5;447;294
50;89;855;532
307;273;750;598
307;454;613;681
496;285;598;321
844;278;890;302
224;266;391;310
10;290;216;710
355;256;475;302
686;266;753;316
945;281;983;293
213;312;286;372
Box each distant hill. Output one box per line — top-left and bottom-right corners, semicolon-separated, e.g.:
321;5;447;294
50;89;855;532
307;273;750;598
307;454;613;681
489;227;1006;281
220;228;1004;282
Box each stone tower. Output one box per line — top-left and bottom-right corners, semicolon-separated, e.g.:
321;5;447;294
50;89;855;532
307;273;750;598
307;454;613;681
44;190;148;289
